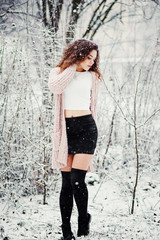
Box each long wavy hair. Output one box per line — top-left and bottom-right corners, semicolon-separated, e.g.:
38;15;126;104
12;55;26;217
56;39;102;80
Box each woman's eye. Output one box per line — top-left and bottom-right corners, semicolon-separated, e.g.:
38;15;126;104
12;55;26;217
87;56;91;60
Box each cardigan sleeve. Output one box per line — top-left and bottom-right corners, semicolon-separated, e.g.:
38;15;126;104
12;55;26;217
48;64;76;94
89;72;101;122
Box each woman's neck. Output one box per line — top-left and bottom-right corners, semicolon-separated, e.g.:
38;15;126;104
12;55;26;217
76;65;85;72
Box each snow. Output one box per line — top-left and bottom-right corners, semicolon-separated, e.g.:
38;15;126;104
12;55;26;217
0;171;159;240
0;1;160;240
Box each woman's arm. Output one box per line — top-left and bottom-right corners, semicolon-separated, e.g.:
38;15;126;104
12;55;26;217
90;71;101;121
48;64;76;94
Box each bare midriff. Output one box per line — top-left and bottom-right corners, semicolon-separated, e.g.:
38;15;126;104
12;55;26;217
64;109;91;118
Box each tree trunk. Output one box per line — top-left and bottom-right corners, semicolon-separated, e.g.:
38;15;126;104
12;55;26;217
42;0;47;26
66;0;84;43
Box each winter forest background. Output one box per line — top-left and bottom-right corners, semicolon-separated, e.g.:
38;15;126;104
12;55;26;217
0;0;160;239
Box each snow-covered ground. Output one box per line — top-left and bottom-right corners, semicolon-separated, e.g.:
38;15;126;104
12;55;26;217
0;2;160;240
0;171;159;240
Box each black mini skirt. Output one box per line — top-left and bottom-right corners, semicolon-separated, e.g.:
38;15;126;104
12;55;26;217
65;114;98;155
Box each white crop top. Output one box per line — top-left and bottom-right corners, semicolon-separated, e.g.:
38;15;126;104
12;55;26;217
64;71;92;110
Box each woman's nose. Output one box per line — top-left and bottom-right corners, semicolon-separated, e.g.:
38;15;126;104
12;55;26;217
90;59;94;65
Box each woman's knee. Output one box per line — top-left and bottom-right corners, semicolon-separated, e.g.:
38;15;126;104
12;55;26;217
70;168;87;188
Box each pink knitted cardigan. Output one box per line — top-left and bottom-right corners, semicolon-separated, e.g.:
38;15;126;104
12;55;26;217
48;64;101;171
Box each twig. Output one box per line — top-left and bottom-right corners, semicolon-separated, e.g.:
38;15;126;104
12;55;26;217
137;108;160;129
131;69;141;214
102;78;134;127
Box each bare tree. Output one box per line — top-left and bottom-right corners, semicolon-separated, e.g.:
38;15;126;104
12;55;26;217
1;1;159;41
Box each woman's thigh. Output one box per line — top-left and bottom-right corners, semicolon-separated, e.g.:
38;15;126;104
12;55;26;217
72;153;93;171
60;154;74;172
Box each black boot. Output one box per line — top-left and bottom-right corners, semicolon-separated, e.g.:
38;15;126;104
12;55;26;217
77;213;91;237
60;235;75;240
60;223;75;240
60;234;75;240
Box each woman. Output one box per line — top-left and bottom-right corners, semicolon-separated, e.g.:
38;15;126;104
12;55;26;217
48;39;102;240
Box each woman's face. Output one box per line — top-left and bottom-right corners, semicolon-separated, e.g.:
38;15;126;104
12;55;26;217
76;50;97;72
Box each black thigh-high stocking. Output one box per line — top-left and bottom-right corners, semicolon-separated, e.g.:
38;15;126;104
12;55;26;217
59;171;73;237
70;168;88;218
71;168;91;237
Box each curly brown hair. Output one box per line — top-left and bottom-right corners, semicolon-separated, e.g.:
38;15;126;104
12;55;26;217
56;39;102;80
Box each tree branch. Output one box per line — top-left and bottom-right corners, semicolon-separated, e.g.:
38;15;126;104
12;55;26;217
102;78;134;127
90;0;119;39
137;108;160;129
83;0;107;38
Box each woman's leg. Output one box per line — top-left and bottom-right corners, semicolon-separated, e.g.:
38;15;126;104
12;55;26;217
60;154;74;172
60;155;75;239
71;153;93;217
72;153;93;170
71;154;93;236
